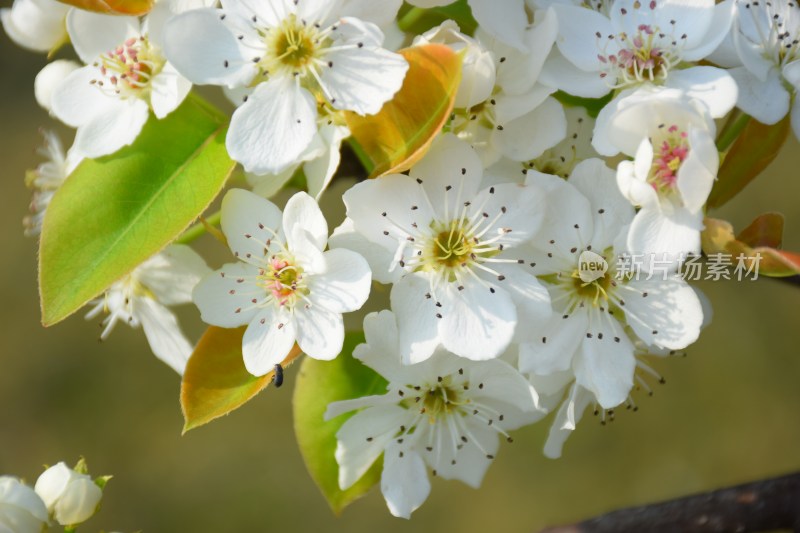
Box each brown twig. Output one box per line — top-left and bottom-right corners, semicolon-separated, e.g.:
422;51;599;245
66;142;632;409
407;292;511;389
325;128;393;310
540;472;800;533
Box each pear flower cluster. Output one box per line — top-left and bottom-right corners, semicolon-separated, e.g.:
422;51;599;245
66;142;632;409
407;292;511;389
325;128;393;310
0;459;109;533
8;0;784;521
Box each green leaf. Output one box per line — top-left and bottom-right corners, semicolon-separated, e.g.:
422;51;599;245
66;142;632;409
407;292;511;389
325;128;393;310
553;91;614;118
397;0;478;35
181;326;302;433
293;332;388;515
345;44;462;178
56;0;153;15
39;94;235;326
707;115;790;209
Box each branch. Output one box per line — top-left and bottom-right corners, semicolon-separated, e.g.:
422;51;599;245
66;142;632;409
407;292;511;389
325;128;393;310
540;472;800;533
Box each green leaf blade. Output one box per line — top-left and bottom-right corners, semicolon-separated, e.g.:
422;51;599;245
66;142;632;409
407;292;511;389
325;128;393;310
39;94;235;326
293;332;388;515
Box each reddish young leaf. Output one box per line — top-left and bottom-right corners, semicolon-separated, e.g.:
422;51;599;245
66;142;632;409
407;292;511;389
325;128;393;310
181;326;302;433
56;0;154;15
345;44;462;178
708;116;790;209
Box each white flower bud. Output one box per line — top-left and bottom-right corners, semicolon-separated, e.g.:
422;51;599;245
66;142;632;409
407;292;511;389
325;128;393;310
34;60;80;113
0;476;48;533
414;20;497;108
34;462;102;526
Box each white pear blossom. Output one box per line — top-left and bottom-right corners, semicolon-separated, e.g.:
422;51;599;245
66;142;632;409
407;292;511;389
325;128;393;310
609;87;719;260
163;0;409;175
413;20;497;109
1;0;69;53
448;10;568;166
24;131;82;237
546;0;737;116
325;310;544;519
34;59;80;113
86;244;211;374
724;0;800;139
486;104;597;184
245;119;351;200
0;477;48;533
334;134;551;364
34;462;102;527
406;0;534;52
49;0;210;159
192;189;371;376
518;159;704;410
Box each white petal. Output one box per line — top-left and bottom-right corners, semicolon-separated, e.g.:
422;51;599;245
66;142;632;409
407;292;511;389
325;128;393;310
67;9;139;63
390;274;441;364
381;445;430;519
283;191;328;251
626;207;702;260
573;314;635;409
135;297;193;374
220;188;283;260
782;60;800;91
137;244;211;305
339;0;403;27
335;404;409;490
34;463;71;510
431;422;497;488
617;141;659;208
538;49;610;98
469;0;528;51
192;262;263;328
492;8;557;94
682;0;734;61
569;158;635;247
50;65;114;128
294;306;344;360
227;78;318;175
553;4;612;72
543;384;593;458
73;97;150;158
242;307;296;376
665;66;737;119
438;280;516;361
305;123;350;199
329;218;401;285
52;478;102;526
494;97;567;161
733;11;775;82
518;309;588;374
409;133;484;209
343;174;434;253
34;60;79;112
677;127;718;213
352;310;404;378
729;66;790;125
492;265;551;331
1;0;69;53
792;99;800;142
308;248;371;313
163;8;257;87
618;277;703;349
150;63;192;119
321;19;408;115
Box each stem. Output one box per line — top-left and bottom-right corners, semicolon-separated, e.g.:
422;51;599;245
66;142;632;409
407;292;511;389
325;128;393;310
175;211;222;245
397;7;427;32
540;471;800;533
716;111;751;153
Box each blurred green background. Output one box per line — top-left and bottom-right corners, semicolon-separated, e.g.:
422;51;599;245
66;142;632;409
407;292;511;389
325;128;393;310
2;24;800;533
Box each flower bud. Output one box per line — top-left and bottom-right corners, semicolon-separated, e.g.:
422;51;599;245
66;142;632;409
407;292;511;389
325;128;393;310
34;462;103;526
0;476;48;533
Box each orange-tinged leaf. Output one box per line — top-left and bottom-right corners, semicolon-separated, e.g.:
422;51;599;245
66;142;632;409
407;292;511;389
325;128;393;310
345;44;462;178
181;326;302;433
736;212;784;248
702;216;800;277
56;0;153;15
708;116;790;209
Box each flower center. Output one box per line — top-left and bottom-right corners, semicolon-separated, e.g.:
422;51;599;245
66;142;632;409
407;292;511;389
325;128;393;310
93;36;163;97
649;124;688;193
421;380;464;422
257;256;307;306
598;24;681;88
258;14;329;79
431;223;474;268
